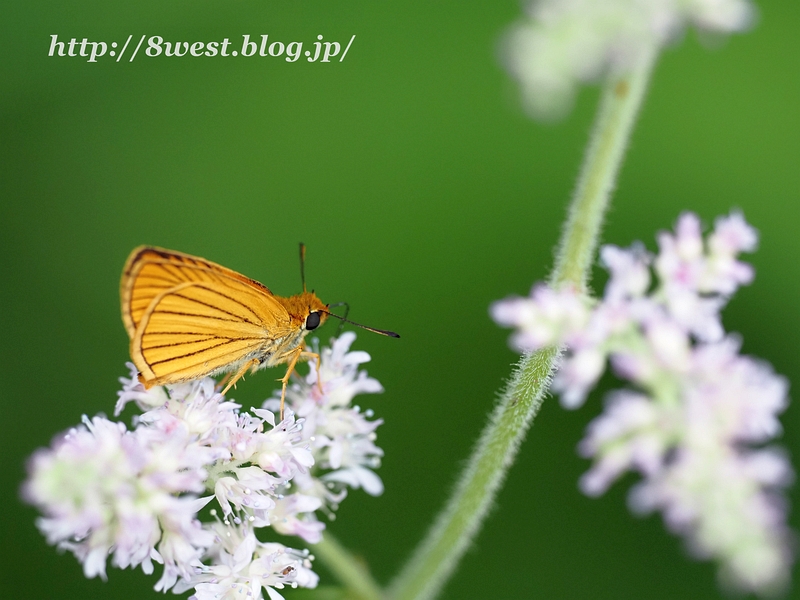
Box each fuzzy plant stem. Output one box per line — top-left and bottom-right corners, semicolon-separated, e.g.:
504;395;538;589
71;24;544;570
385;46;658;600
312;534;384;600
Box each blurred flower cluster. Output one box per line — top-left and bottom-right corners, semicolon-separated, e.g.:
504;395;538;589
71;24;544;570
23;332;384;600
492;212;793;593
502;0;756;118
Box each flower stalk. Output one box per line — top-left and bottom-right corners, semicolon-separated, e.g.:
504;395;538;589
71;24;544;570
387;45;658;600
312;534;383;600
552;45;658;290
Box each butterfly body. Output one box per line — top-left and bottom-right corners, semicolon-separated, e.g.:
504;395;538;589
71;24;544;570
121;246;328;398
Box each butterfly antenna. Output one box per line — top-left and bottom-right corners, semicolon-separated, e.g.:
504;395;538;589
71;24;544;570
321;310;400;338
327;302;351;337
299;243;307;293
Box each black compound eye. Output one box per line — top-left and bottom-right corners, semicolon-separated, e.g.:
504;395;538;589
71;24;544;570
306;311;321;331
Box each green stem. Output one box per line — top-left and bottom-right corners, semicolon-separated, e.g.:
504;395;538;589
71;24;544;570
551;49;658;289
386;47;658;600
385;346;558;600
312;533;384;600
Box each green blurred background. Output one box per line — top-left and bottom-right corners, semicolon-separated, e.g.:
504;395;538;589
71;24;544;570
2;1;798;598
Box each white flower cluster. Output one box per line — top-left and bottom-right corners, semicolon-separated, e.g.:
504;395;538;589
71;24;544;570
491;212;793;593
23;332;384;600
502;0;755;119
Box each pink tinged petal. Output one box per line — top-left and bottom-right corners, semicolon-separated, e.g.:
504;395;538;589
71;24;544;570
645;318;691;372
288;520;325;545
156;533;211;585
191;495;215;513
232;530;257;571
112;512;160;570
734;364;788;442
288;493;323;513
655;231;678;272
579;391;675;497
236;466;280;492
331;330;357;359
531;284;589;340
663;287;725;342
292;563;320;588
328;441;344;470
554;347;605;409
691;341;789;443
585;300;634;344
626;478;665;516
139;549;156;575
741;449;794;488
490;296;536;328
253;407;277;427
349;372;384;396
674;212;704;261
258;453;291;478
214;477;239;517
579;449;631;496
116;363;170;415
600;243;651;299
326;373;384;407
701;255;755;295
83;546;110;580
493;286;589;351
270;501;325;543
324;467;385;496
342;350;371;367
152;562;179;593
508;331;544;353
655;232;703;290
710;211;758;255
610;350;656;383
290;446;315;469
579;392;658;449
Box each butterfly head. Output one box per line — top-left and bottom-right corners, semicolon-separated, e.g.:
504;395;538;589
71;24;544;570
280;291;330;332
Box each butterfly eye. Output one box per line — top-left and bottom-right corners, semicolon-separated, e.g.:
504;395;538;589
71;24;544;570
306;311;321;331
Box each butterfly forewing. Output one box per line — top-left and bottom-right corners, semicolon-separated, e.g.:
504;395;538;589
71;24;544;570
121;246;278;337
123;247;294;387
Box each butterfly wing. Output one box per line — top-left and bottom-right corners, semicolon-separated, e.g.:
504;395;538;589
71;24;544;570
121;246;277;338
122;247;293;387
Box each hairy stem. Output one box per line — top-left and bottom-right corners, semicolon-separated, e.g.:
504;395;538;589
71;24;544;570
386;46;658;600
551;49;658;289
313;533;384;600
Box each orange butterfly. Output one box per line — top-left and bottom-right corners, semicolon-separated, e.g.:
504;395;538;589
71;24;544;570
120;246;397;417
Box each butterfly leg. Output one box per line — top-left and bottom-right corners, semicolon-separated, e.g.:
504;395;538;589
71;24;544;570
278;348;304;421
277;348;323;420
216;370;235;391
308;352;323;395
220;358;260;396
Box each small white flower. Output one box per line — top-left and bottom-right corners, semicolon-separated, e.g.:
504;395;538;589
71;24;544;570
269;494;325;543
491;211;793;593
23;415;214;582
502;0;755;119
116;362;169;414
600;243;652;300
251;410;315;478
183;523;317;600
552;346;606;408
578;391;672;495
213;467;278;526
26;335;384;598
264;332;387;511
490;284;591;352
